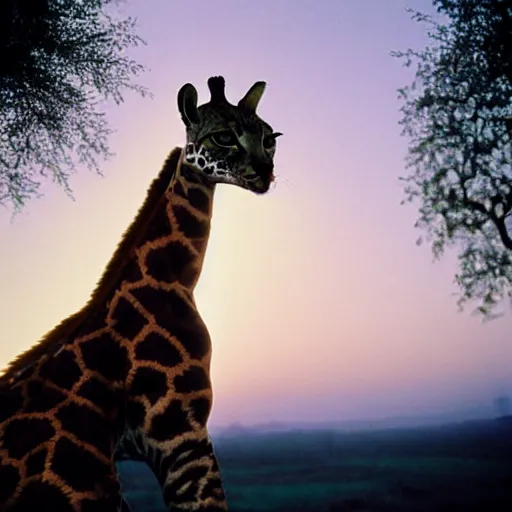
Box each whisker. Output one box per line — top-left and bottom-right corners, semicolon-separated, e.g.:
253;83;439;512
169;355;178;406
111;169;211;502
274;175;294;189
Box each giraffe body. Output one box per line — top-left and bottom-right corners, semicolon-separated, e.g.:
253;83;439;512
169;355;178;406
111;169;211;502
0;77;281;512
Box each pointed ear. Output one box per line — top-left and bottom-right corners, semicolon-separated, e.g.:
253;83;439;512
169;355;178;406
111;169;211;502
238;81;266;112
177;83;200;127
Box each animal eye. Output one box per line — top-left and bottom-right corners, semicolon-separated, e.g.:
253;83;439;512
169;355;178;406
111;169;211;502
263;132;282;150
211;131;238;147
263;136;275;149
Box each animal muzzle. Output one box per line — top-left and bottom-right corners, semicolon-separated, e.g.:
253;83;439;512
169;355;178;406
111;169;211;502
251;160;274;181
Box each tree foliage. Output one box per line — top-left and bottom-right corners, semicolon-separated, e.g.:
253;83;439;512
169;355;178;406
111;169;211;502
393;0;512;320
0;0;149;211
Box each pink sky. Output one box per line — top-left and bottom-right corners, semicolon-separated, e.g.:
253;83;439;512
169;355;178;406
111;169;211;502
0;0;510;427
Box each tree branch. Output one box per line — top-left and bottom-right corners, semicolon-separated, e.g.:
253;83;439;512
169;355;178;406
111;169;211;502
493;213;512;249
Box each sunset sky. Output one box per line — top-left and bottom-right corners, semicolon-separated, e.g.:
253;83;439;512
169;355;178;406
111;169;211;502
0;0;510;428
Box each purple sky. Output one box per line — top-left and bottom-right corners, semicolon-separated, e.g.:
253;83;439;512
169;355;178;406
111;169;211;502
0;0;510;427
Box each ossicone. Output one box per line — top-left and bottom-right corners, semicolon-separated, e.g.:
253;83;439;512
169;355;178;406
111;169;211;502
207;76;227;104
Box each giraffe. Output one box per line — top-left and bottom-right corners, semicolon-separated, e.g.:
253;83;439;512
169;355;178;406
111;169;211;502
0;76;282;512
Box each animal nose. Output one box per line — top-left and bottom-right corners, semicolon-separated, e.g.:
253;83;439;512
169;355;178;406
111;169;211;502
252;160;274;178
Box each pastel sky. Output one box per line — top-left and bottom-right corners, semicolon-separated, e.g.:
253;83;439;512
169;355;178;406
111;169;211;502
0;0;510;428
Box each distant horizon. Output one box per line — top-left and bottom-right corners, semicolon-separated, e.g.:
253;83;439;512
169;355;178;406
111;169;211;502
208;405;505;433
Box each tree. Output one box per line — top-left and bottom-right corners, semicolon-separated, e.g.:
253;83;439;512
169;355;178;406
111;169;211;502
393;0;512;320
0;0;149;212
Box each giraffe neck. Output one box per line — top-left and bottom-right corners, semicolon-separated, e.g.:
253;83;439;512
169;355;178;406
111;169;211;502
0;147;216;385
106;146;216;300
94;148;218;362
154;152;216;291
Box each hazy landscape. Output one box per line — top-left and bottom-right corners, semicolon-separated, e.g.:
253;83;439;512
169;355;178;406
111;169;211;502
118;417;512;512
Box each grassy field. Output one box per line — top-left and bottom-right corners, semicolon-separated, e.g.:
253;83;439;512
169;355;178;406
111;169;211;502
118;419;512;512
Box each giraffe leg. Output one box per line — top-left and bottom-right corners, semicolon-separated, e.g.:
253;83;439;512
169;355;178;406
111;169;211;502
149;431;228;511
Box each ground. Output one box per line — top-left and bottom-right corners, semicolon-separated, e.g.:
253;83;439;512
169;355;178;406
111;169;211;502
118;418;512;512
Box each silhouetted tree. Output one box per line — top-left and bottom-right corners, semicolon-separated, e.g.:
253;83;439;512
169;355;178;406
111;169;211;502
393;0;512;320
0;0;149;212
